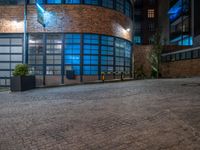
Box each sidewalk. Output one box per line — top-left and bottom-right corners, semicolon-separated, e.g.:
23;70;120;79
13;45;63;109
40;78;135;89
0;87;9;92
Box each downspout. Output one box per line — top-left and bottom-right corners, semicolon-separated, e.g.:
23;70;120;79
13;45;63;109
23;0;27;64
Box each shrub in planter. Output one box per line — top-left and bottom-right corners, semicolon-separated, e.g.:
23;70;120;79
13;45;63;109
13;64;29;76
11;64;35;92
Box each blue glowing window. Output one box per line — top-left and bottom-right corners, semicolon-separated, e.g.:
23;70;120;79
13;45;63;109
101;56;113;65
84;45;98;54
101;36;114;46
65;0;80;4
134;36;141;44
83;56;98;65
29;0;44;4
65;34;81;44
65;55;80;65
84;0;98;5
47;0;62;4
65;45;80;54
101;46;114;55
83;66;98;75
102;0;113;8
168;0;182;22
84;34;99;44
71;66;80;75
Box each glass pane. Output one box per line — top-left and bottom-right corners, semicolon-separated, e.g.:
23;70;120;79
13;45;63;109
0;47;10;53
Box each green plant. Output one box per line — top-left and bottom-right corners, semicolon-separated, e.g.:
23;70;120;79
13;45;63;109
148;32;163;78
13;64;29;77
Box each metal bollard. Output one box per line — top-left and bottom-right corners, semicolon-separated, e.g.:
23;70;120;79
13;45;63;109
101;73;105;82
121;72;124;81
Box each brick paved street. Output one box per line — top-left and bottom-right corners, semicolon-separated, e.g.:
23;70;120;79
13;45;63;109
0;78;200;150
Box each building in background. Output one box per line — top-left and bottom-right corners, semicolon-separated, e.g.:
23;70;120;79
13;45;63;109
158;0;170;45
168;0;192;46
133;0;158;45
0;0;134;87
192;0;200;46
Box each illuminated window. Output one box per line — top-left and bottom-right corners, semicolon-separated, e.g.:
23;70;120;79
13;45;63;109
84;0;98;5
134;36;141;44
102;0;113;8
64;34;81;75
147;9;155;18
47;0;62;4
83;34;99;75
65;0;80;4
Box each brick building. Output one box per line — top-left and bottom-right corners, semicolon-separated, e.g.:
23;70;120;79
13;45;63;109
133;0;158;45
192;0;200;46
168;0;192;46
0;0;134;87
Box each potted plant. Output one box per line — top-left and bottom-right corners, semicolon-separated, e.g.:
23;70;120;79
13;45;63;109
11;64;35;92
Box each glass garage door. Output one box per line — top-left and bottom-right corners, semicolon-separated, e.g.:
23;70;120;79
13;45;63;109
0;34;23;87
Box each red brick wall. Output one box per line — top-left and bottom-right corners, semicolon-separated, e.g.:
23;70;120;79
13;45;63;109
0;6;24;32
134;45;200;78
161;59;200;78
0;5;133;41
133;45;152;77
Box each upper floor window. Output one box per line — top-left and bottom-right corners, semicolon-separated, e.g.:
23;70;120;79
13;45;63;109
29;0;44;4
116;0;124;13
25;0;133;19
84;0;98;5
125;0;132;18
0;0;24;4
47;0;62;4
102;0;113;9
134;36;141;44
147;9;155;18
65;0;80;4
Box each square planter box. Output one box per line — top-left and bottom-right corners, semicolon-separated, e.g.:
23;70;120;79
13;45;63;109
11;76;36;92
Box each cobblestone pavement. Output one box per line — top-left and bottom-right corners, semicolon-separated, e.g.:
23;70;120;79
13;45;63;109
0;78;200;150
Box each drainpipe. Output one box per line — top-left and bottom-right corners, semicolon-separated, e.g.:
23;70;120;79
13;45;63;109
23;0;27;64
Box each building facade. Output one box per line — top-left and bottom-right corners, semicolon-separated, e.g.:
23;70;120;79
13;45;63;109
168;0;192;46
0;0;134;87
133;0;158;45
193;0;200;46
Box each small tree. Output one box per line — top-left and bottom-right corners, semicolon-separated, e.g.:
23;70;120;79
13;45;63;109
13;64;29;77
148;32;163;78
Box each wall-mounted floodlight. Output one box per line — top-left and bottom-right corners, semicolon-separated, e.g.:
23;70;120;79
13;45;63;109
126;28;131;32
36;3;45;13
36;3;46;27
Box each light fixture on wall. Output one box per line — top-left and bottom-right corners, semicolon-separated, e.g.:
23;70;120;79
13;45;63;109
126;28;131;32
12;20;19;26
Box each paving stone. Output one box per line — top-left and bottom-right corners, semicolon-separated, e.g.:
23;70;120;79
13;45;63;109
0;78;200;150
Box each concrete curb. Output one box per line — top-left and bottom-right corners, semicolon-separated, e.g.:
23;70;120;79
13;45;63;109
37;78;135;89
